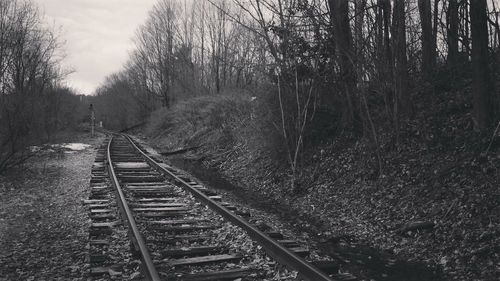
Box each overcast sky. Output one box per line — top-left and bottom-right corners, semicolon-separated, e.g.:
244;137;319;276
36;0;157;95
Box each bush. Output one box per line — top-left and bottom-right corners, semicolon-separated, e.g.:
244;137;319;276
147;93;251;147
147;89;289;163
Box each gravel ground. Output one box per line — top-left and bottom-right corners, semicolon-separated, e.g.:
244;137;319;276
0;133;105;281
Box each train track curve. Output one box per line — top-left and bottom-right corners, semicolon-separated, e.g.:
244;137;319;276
87;133;338;280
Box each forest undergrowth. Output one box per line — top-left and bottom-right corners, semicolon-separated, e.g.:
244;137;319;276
144;82;500;281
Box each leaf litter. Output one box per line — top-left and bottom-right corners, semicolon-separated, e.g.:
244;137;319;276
0;134;103;281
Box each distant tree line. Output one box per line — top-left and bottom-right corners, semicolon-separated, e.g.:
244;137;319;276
92;0;267;130
0;0;85;172
94;0;500;181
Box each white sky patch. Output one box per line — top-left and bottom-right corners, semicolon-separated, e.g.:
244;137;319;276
36;0;157;95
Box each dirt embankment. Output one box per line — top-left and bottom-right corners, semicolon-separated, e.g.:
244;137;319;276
143;92;499;281
0;132;104;281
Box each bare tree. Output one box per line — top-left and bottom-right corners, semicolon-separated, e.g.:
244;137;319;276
471;0;494;130
391;0;409;138
0;0;65;173
447;0;459;66
419;0;436;75
92;0;500;186
328;0;360;132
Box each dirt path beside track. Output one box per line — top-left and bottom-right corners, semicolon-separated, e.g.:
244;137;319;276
0;133;105;281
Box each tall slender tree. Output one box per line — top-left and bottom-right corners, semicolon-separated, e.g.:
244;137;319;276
470;0;494;130
392;0;409;125
419;0;436;75
328;0;359;131
447;0;459;66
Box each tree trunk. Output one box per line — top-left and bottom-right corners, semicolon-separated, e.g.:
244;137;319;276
328;0;359;132
392;0;409;123
447;0;459;66
355;0;367;134
470;0;494;130
376;0;384;67
378;0;393;121
354;0;367;64
200;1;205;90
432;0;439;63
418;0;435;75
461;1;470;54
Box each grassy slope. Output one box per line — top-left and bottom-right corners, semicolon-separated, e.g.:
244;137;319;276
144;89;499;281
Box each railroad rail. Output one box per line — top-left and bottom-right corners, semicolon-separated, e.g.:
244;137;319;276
88;133;336;280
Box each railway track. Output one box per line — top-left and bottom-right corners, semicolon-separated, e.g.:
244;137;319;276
85;134;342;280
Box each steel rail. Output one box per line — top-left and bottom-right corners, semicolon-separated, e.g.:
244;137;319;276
106;136;161;281
123;134;334;281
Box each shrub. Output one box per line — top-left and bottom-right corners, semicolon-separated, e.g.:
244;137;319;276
147;92;254;150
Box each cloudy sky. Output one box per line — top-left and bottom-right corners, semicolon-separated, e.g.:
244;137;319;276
36;0;157;95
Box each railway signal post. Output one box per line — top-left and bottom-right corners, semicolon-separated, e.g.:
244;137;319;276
89;104;95;137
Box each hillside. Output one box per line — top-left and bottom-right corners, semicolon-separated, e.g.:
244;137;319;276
142;85;500;281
